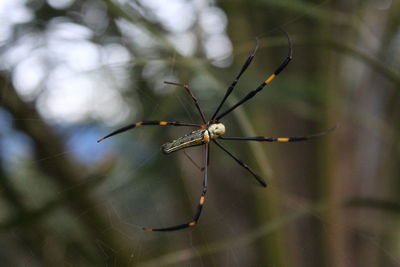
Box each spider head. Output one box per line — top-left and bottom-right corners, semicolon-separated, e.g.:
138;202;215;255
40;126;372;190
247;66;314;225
208;123;225;139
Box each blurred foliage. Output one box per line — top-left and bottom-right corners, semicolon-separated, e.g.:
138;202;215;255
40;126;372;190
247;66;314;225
1;0;400;266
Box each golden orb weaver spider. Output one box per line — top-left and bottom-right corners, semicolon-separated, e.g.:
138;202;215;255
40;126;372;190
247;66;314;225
97;30;336;232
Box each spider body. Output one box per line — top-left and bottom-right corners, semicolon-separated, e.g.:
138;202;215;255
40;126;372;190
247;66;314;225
98;30;336;232
162;123;225;154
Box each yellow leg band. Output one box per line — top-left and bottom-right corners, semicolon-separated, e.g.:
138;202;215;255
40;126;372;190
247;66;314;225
265;74;276;84
277;138;289;142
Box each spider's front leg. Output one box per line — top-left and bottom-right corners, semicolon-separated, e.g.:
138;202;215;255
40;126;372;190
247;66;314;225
97;120;200;143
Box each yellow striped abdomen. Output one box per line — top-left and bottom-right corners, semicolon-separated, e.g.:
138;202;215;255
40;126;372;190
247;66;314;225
162;129;209;154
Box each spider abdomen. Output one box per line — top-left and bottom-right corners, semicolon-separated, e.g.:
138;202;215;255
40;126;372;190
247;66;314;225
162;129;209;154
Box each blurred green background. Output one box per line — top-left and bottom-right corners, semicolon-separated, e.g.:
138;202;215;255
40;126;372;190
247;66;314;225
1;0;400;266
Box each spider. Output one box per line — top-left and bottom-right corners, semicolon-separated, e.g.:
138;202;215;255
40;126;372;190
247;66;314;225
97;30;336;232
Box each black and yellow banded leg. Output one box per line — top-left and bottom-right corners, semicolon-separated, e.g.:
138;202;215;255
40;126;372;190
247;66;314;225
143;143;209;232
219;125;338;142
210;39;259;121
164;81;207;124
215;30;293;121
97;120;200;143
213;140;267;187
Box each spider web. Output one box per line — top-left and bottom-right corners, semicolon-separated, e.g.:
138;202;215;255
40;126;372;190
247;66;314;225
1;0;399;266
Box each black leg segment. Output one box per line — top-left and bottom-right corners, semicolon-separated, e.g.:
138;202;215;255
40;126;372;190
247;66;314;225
211;39;259;121
215;30;293;121
213;140;267;187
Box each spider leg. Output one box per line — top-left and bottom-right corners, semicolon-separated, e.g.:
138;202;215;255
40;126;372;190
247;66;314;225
215;29;293;121
210;39;259;121
213;140;267;187
97;120;200;143
143;143;209;232
164;81;207;124
183;150;204;172
219;125;338;142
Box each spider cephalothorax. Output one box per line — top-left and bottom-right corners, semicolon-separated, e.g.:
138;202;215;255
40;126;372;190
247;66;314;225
208;123;225;139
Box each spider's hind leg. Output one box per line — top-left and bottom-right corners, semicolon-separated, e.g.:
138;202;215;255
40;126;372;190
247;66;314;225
213;140;267;187
143;143;210;232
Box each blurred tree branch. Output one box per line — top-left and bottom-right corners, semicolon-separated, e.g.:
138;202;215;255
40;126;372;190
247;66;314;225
0;73;133;266
0;159;113;230
346;198;400;214
315;39;400;88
